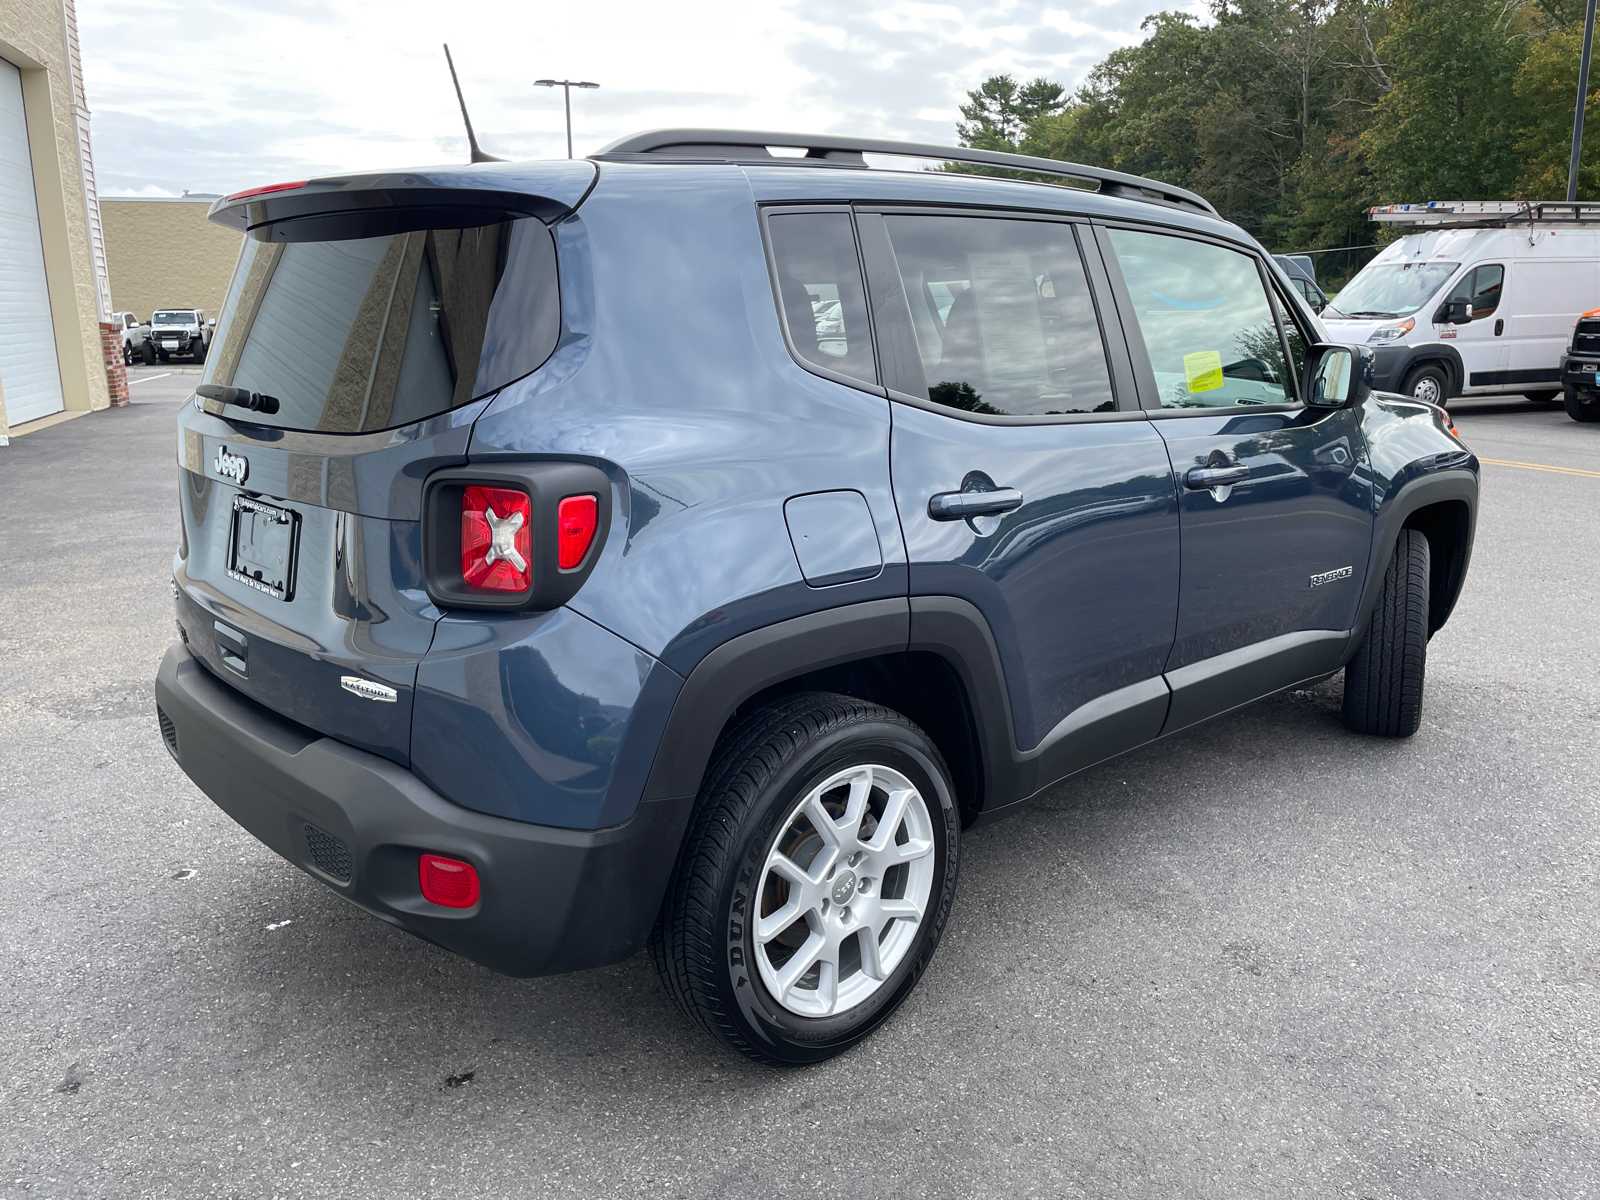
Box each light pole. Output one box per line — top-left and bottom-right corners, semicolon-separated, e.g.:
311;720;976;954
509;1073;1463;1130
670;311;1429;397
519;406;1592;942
1568;0;1593;202
534;79;600;159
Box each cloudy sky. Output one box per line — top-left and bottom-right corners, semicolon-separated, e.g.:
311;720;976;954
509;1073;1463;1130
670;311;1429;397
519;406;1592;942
79;0;1202;197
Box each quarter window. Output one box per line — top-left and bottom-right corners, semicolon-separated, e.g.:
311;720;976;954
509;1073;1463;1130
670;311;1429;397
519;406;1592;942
766;212;877;386
881;215;1115;416
1108;229;1295;409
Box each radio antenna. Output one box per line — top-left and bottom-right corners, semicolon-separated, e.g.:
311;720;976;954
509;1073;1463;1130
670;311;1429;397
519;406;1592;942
443;44;504;163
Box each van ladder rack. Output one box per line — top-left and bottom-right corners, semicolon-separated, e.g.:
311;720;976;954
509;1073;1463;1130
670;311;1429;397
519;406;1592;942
593;129;1218;217
1371;200;1600;227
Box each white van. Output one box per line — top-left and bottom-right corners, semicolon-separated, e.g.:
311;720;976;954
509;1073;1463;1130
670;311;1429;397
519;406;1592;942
1322;202;1600;406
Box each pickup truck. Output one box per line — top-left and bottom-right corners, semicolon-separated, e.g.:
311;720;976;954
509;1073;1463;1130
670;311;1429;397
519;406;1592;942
112;312;148;364
147;308;214;364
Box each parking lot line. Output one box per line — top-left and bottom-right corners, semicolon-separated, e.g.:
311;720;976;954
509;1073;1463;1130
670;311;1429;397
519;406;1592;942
1477;456;1600;479
128;373;172;385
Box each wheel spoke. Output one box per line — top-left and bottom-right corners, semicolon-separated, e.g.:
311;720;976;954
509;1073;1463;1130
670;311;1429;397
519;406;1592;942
877;897;923;923
891;835;934;865
841;768;874;842
856;917;887;981
755;896;805;943
774;929;829;1001
802;791;847;859
866;785;916;851
766;852;811;889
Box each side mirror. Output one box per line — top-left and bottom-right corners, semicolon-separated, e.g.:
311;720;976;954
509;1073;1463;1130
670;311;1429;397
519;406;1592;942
208;317;217;327
1305;343;1374;409
1441;299;1471;325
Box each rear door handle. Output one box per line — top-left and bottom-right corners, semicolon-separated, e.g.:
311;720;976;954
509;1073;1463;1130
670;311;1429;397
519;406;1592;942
1184;465;1251;490
928;487;1024;520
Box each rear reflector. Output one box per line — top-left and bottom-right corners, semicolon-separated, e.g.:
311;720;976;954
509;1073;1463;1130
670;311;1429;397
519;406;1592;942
461;485;532;591
225;180;308;202
419;854;480;908
557;494;598;569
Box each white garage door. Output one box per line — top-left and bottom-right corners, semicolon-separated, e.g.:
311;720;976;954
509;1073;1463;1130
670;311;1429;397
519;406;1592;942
0;57;66;427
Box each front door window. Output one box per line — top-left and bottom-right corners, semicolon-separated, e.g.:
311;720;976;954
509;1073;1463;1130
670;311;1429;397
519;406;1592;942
1107;228;1296;409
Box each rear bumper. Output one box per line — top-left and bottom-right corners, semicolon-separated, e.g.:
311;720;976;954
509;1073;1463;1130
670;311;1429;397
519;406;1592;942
154;643;691;977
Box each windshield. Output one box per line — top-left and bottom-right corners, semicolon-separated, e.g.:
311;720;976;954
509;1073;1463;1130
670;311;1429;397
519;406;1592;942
201;219;560;433
153;311;197;324
1327;262;1459;319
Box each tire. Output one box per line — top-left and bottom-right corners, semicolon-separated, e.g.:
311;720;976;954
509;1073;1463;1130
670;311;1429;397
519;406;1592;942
1523;390;1559;403
1401;363;1449;408
122;341;133;365
651;692;960;1067
140;340;156;365
1565;389;1600;422
193;340;207;365
1343;529;1430;737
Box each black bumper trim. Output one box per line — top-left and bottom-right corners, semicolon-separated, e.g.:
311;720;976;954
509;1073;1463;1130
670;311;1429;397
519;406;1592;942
155;644;692;977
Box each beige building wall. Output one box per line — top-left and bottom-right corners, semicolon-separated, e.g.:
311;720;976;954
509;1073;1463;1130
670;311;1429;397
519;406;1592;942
0;0;112;432
103;198;243;322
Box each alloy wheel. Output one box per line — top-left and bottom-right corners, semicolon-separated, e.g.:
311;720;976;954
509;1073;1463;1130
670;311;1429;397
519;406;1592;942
754;763;935;1018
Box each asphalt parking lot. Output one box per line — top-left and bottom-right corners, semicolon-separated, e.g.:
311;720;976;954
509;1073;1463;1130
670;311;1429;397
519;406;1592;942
2;367;1597;1199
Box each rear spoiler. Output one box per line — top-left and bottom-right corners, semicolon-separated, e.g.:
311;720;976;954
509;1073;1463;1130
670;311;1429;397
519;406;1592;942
208;160;598;242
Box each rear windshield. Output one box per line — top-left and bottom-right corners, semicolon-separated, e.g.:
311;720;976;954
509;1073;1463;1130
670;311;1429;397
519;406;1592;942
201;219;560;433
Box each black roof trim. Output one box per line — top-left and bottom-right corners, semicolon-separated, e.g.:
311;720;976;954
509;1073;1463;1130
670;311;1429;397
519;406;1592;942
594;129;1218;217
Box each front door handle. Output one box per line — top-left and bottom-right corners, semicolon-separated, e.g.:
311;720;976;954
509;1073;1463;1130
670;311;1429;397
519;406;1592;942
1184;465;1251;490
928;487;1024;520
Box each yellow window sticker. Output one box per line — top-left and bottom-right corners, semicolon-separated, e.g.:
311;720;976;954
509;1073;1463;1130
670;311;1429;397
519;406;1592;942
1183;350;1224;393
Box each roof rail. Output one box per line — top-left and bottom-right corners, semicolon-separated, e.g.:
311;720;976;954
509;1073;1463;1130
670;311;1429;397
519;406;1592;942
593;129;1218;217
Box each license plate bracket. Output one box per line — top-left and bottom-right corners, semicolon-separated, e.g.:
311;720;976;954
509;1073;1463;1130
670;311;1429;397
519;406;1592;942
228;495;300;601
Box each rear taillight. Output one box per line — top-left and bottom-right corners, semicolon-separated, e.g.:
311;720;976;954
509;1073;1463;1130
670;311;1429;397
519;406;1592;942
225;180;308;202
422;463;610;612
557;495;598;569
461;486;532;592
419;854;480;908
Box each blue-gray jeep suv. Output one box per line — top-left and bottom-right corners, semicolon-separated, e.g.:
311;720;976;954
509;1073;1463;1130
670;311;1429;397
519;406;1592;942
153;131;1479;1065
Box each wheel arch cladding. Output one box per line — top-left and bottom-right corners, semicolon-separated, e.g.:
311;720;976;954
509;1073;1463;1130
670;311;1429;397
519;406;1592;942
639;598;1002;827
1398;346;1463;396
1358;472;1478;644
1402;498;1474;636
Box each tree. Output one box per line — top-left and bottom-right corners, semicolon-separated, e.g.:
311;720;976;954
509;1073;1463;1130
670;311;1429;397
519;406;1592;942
1513;27;1600;197
955;0;1600;257
958;75;1070;149
1362;0;1532;200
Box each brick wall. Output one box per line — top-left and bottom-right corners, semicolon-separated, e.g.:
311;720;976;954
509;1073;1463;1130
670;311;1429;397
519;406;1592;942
99;322;128;406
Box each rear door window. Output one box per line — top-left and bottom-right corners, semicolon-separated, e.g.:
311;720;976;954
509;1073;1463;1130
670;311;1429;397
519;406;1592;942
202;219;560;433
765;211;877;386
1107;229;1296;409
880;215;1115;416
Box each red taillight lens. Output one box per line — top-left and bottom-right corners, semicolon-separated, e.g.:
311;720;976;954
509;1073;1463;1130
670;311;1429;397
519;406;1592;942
419;854;480;908
557;494;598;570
224;180;308;202
461;485;532;592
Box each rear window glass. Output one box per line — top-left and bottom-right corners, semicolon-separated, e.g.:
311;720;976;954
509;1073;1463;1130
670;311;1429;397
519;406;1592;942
883;214;1115;416
202;219;559;433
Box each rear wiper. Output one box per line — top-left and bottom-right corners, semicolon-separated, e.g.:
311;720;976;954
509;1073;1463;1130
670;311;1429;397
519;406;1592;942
196;384;280;414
